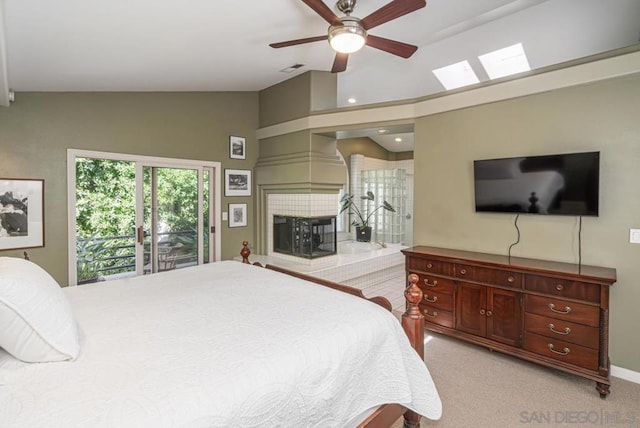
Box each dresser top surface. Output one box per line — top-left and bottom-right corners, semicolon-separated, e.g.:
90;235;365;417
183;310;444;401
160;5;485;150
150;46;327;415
402;246;616;284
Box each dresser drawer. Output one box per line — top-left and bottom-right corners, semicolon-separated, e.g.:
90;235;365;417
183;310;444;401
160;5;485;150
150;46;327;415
525;275;600;303
421;306;453;329
455;264;523;288
523;333;598;371
420;289;454;311
525;295;599;327
414;273;454;295
524;312;599;349
407;257;453;276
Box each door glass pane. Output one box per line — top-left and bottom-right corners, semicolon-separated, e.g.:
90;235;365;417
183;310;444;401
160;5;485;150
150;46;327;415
144;166;199;273
74;155;214;282
75;158;136;283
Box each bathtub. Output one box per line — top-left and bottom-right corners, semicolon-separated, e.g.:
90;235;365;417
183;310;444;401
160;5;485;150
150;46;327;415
338;241;386;254
250;240;407;286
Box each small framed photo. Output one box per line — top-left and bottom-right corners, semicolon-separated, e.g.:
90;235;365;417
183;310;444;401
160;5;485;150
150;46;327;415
225;169;251;196
229;136;246;160
228;203;247;228
0;178;45;250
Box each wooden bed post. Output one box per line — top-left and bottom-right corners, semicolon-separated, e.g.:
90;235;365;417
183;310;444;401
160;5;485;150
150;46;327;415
401;273;424;428
240;241;251;264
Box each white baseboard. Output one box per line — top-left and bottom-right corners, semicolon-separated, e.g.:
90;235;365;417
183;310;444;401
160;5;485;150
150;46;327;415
611;365;640;384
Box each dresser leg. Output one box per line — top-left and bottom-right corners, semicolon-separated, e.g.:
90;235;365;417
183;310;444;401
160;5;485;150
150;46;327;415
596;382;610;399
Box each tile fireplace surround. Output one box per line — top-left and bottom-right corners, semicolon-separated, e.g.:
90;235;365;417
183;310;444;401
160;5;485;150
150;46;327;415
266;193;339;265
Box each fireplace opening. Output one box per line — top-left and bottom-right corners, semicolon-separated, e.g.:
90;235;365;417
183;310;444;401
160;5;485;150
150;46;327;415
273;215;337;259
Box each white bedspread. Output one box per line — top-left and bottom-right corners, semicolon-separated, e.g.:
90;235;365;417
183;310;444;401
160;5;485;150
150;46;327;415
0;261;441;427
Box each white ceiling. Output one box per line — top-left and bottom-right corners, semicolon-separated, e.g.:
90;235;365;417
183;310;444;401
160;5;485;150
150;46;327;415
2;0;640;146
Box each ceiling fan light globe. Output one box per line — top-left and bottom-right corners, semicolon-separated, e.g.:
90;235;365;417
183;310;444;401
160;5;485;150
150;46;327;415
328;20;366;54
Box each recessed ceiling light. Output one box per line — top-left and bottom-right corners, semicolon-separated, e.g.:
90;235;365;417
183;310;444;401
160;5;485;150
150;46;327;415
377;129;388;134
478;43;531;79
347;97;357;104
432;60;479;90
395;137;403;142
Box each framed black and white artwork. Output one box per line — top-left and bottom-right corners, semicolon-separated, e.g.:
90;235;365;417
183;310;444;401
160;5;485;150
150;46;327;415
228;203;247;228
229;136;246;160
224;169;251;196
0;178;45;250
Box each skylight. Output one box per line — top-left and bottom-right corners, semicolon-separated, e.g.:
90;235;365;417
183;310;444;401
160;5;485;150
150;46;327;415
478;43;531;79
432;60;479;90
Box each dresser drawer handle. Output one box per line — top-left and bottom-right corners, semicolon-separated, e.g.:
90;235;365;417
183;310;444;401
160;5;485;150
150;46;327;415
555;284;564;291
486;310;493;317
423;279;438;287
549;323;571;335
548;343;570;356
424;295;438;303
423;309;438;318
460;268;467;275
426;263;433;269
507;275;515;283
479;309;486;315
548;303;571;314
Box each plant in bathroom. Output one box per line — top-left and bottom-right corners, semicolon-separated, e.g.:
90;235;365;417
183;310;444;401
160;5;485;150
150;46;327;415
339;191;396;242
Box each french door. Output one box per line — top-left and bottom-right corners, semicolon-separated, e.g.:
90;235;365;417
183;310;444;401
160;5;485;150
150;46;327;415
139;165;213;275
68;150;221;286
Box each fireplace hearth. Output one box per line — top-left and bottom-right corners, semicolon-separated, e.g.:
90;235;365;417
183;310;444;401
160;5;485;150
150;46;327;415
273;215;336;259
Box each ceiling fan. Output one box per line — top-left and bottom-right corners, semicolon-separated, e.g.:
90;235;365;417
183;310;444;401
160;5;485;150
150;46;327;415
270;0;426;73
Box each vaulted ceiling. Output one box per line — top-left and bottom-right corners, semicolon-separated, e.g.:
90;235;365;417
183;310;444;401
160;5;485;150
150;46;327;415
1;0;639;111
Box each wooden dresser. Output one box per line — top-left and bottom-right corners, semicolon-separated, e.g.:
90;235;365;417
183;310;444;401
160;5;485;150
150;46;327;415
402;246;616;397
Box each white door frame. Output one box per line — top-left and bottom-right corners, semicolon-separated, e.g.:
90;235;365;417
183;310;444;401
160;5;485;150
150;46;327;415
67;149;221;285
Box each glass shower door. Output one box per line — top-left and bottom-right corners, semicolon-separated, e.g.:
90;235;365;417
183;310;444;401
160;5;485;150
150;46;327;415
361;168;407;244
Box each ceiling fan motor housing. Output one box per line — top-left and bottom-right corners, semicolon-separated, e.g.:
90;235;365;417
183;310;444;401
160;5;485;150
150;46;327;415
336;0;358;16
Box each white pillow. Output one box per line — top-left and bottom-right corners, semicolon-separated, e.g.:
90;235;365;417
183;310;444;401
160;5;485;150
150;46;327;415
0;257;80;362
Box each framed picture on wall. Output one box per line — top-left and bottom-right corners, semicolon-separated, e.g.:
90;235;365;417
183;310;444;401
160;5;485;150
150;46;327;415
229;136;246;160
228;203;247;228
224;169;251;196
0;178;45;250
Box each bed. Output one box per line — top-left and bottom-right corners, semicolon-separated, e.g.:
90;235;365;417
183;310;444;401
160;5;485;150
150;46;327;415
0;244;441;427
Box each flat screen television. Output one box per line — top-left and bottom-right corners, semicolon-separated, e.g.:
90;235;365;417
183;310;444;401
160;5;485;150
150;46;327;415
474;151;599;216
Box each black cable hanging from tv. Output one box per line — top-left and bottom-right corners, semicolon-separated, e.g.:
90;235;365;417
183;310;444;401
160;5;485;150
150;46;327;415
508;213;520;263
578;215;583;274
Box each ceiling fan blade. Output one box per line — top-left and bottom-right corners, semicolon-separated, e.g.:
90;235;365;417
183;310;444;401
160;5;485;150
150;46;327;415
270;35;328;48
331;52;349;73
366;35;418;58
360;0;426;30
301;0;342;25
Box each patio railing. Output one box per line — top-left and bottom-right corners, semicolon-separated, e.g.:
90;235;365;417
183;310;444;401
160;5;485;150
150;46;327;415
77;230;198;282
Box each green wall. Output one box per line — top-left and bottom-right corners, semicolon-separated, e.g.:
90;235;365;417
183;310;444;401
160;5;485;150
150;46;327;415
337;137;414;164
0;92;259;285
337;137;389;163
413;74;640;371
259;71;336;128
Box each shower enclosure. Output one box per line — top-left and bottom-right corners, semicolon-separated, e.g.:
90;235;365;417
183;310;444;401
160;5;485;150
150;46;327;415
359;168;412;245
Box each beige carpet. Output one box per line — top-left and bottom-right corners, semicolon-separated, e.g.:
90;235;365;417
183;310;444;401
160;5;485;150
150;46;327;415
391;332;639;428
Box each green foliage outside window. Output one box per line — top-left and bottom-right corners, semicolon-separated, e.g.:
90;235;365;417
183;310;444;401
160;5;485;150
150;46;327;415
75;158;201;279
